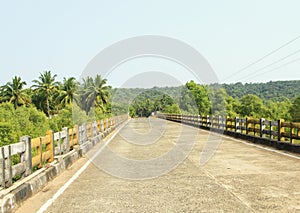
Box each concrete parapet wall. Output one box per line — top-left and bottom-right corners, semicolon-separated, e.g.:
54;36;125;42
0;120;123;213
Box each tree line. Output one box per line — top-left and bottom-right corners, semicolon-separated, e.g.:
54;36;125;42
126;80;300;122
0;72;299;146
220;80;300;101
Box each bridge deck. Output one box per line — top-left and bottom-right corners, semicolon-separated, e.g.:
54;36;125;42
17;118;300;212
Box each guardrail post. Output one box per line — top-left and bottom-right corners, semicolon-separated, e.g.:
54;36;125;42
85;123;88;141
221;116;225;130
218;115;221;129
1;147;5;188
38;137;42;168
240;118;244;134
269;121;273;140
101;120;104;132
290;123;294;144
62;127;69;154
92;121;98;137
78;124;84;144
260;118;265;138
82;124;86;142
206;115;209;127
7;145;12;187
46;130;54;162
235;117;239;132
73;125;78;145
297;127;300;142
278;119;284;141
21;136;32;176
97;120;101;132
78;125;81;145
246;118;249;135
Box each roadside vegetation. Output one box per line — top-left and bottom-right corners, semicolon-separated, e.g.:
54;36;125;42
0;71;111;146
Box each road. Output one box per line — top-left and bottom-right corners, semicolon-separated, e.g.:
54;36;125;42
16;118;300;212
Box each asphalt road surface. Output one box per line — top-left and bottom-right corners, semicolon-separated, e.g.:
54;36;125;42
16;118;300;212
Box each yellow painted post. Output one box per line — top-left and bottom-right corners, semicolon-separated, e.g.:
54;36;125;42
297;126;300;143
46;130;54;163
74;125;78;145
89;123;92;138
68;128;73;148
97;120;100;132
38;138;42;168
279;119;285;142
290;123;294;144
246;117;249;135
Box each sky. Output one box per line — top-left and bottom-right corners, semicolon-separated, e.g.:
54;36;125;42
1;0;300;88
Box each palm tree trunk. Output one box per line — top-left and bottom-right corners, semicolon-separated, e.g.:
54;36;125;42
14;96;18;109
46;94;51;118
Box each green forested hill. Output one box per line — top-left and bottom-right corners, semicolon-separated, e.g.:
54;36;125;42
113;80;300;104
221;80;300;101
111;80;300;121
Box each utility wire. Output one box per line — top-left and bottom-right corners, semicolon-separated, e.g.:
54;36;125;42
241;56;300;82
222;35;300;81
234;49;300;81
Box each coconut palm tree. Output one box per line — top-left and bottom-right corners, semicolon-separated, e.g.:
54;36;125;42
80;75;110;115
1;76;29;109
31;71;58;117
58;77;77;107
94;75;110;110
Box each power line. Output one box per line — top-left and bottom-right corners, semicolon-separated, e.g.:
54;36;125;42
241;56;300;82
235;49;300;81
222;35;300;81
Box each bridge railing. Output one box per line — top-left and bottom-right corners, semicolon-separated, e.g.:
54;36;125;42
0;114;128;189
159;113;300;144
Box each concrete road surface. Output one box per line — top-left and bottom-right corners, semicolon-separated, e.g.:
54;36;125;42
16;118;300;212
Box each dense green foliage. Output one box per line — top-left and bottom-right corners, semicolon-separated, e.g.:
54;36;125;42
115;80;295;122
221;80;300;101
129;90;180;117
289;96;300;122
0;103;49;146
0;72;112;145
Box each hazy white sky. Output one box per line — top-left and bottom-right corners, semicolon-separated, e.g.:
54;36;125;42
1;0;300;88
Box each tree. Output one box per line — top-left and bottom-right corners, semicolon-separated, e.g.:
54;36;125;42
238;94;264;118
185;81;210;115
79;75;110;115
265;99;291;121
1;76;29;109
58;77;77;107
0;102;49;146
31;71;58;117
225;95;240;117
208;87;226;116
289;96;300;122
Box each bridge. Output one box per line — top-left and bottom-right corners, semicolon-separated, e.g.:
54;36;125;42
1;115;300;212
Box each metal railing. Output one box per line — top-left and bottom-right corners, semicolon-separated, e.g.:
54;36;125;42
158;113;300;143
